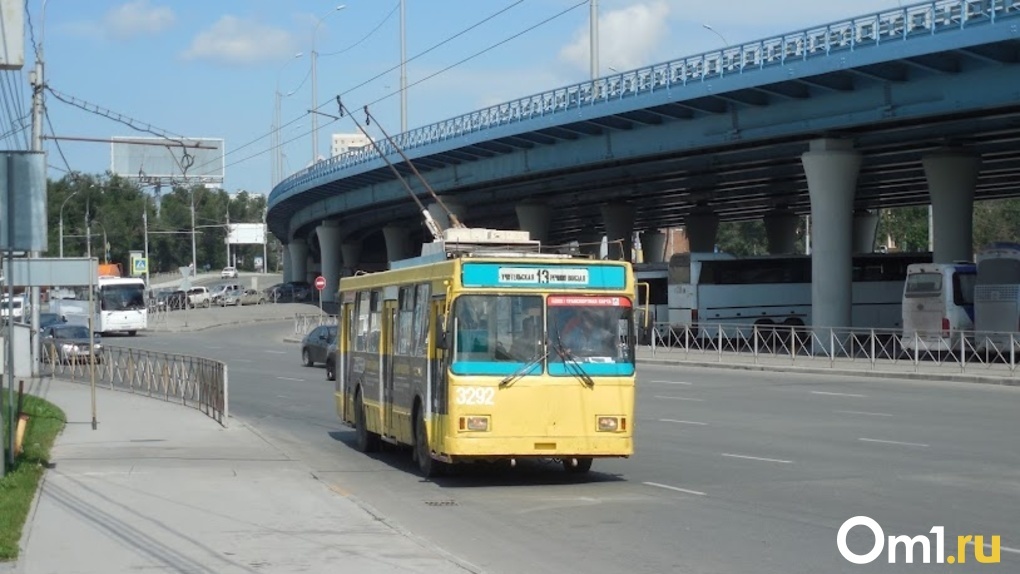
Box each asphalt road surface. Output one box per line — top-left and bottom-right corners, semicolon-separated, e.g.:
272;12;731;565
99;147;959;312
116;321;1020;574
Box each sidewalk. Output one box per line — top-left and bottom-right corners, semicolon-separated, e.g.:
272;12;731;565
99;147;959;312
6;379;471;574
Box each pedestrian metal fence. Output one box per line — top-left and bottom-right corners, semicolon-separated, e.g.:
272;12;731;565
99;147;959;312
43;343;229;426
293;313;337;337
644;322;1020;378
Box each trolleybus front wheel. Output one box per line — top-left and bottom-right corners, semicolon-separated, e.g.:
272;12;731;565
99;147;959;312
415;409;445;478
562;457;593;474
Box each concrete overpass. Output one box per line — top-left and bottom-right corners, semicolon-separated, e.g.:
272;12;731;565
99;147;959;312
268;0;1020;335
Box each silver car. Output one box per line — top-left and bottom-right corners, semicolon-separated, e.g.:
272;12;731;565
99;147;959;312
219;287;265;306
41;324;103;364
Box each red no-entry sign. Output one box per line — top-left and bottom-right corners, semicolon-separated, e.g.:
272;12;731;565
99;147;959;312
314;275;326;291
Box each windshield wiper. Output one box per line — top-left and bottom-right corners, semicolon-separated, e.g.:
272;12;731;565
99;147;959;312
498;346;547;388
552;333;595;389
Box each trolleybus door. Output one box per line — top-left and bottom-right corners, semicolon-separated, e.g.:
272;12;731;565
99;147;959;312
382;302;397;437
429;299;448;424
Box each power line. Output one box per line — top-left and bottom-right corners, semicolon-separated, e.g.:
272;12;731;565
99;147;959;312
319;1;400;57
44;107;72;174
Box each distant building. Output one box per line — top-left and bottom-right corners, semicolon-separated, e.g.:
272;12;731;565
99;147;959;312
331;133;372;158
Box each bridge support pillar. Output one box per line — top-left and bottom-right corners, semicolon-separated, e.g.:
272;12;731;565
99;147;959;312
287;238;308;284
641;231;667;263
802;138;861;349
383;225;413;265
602;203;636;261
428;198;466;232
763;208;799;254
316;221;342;303
516;201;552;245
341;239;362;275
282;244;292;284
923;149;980;263
685;206;719;253
852;209;879;254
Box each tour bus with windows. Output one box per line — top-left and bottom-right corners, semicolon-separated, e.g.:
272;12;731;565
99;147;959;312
900;262;977;353
335;228;640;477
666;251;932;339
974;242;1020;353
633;261;668;343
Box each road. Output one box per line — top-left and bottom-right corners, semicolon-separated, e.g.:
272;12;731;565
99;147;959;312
116;320;1020;573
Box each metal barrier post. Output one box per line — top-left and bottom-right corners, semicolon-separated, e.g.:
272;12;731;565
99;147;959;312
791;326;797;361
753;324;759;363
830;329;835;367
1012;334;1016;373
717;325;723;362
222;363;229;426
871;329;876;368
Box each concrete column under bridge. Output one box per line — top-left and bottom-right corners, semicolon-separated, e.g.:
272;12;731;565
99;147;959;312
763;208;799;254
602;203;636;261
923;149;981;263
516;201;552;245
852;209;879;254
641;231;667;263
341;239;362;275
685;206;719;253
282;244;292;284
802;138;861;352
383;225;414;266
316;221;343;303
287;238;308;284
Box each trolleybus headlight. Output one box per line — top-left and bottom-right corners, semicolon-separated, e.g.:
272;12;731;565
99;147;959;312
459;416;490;432
597;416;621;432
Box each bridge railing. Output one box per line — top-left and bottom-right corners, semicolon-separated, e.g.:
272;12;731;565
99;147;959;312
44;343;229;426
644;321;1020;378
271;0;1018;200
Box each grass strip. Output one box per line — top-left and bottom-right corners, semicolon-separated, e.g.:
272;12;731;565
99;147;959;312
0;393;66;561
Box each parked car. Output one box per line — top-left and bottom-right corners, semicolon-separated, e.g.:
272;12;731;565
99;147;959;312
38;312;65;329
221;266;238;279
301;325;337;368
219;288;265;306
210;283;241;304
186;286;212;308
267;282;312;303
41;324;103;364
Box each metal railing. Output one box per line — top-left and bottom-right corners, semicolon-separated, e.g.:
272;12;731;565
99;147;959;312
270;0;1019;202
644;322;1020;378
294;313;337;337
44;343;229;426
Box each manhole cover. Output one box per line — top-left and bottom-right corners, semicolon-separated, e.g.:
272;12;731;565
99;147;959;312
425;499;457;507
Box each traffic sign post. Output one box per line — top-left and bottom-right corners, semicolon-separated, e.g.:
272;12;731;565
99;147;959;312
314;275;326;315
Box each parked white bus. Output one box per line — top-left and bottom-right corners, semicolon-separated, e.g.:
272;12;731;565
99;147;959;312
51;276;148;335
900;262;976;353
666;251;932;338
974;242;1020;352
633;262;668;343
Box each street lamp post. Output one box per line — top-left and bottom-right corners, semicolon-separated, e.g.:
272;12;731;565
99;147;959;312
93;220;109;264
273;52;303;186
703;24;730;47
58;189;79;258
311;5;346;164
590;0;599;80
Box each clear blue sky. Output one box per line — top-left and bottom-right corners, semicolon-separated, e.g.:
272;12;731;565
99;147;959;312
14;0;904;195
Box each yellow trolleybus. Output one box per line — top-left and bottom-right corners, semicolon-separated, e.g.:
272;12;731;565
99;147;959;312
335;229;638;476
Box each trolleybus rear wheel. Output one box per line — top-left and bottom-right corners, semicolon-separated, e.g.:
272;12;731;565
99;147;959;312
562;457;593;474
354;389;378;453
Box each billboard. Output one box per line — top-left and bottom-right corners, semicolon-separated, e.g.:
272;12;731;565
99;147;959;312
227;223;266;245
111;137;224;185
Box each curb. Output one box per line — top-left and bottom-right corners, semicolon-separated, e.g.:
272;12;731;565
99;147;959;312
152;316;296;334
638;356;1020;387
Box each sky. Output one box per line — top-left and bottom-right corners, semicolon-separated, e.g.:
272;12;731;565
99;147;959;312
7;0;908;196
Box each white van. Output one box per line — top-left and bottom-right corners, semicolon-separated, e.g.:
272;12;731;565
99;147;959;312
1;295;27;322
901;262;976;353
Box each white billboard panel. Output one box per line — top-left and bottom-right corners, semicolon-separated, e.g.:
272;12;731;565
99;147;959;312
228;223;266;245
111;137;224;183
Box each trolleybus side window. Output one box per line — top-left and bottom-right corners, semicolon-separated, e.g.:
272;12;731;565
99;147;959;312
413;283;430;356
397;286;415;356
367;290;382;352
355;291;370;351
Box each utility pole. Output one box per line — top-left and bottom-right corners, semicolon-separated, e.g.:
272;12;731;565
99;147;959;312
590;0;599;80
400;0;407;133
28;9;46;378
143;205;150;288
225;205;231;267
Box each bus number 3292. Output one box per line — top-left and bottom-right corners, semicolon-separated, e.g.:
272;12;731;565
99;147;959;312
455;387;496;406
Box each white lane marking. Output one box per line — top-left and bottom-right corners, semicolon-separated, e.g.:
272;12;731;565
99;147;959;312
651;380;693;386
643;482;706;497
653;395;704;402
207;346;223;349
835;410;892;417
969;540;1020;556
265;350;287;354
811;391;867;398
277;376;304;382
721;453;793;464
659;418;707;426
859;438;929;448
234;359;253;363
